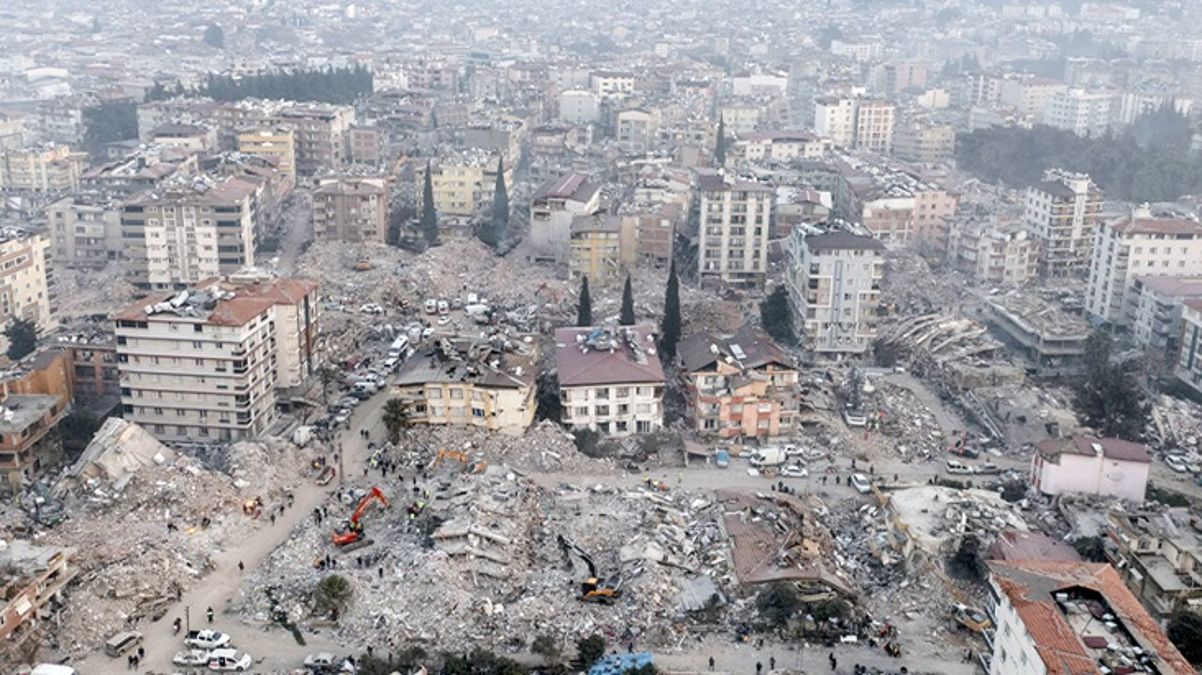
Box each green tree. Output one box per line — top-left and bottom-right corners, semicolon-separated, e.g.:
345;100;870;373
313;574;353;617
715;116;727;166
481;157;508;250
420;162;439;244
83;100;138;153
659;261;681;360
531;634;561;664
4;319;37;361
1168;610;1202;665
756;582;800;629
58;409;103;462
619;274;635;326
202;24;225;49
759;286;796;345
1073;329;1150;440
576;276;592;327
318;364;340;405
382;398;411;444
576;634;606;668
1071;536;1107;562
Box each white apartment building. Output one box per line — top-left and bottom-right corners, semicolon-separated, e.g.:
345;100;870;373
786;231;884;356
998;76;1067;118
0;230;54;334
946;219;1038;287
555;326;664;437
558;89;599;124
589;71;635;97
0;144;87;193
120;177;259;290
1030;436;1151;502
697;174;773;289
813;98;858;147
615;108;660;154
1022;170;1102;279
1126;276;1202;352
529;173;602;264
47;193;123;268
734;131;830;162
1043;89;1115;137
113;276;320;443
718;103;763;136
1085;212;1202;324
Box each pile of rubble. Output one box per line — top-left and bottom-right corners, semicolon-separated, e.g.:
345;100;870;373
234;464;735;653
880;251;967;317
35;420;313;656
52;264;139;320
1149;394;1202;451
402;421;616;475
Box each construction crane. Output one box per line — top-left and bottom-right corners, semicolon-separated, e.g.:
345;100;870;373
557;534;622;604
331;487;390;546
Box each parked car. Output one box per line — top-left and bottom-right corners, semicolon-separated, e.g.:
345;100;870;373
945;459;974;475
780;464;809;478
437;300;450;315
174;650;211;667
437;314;451;325
423;299;438;314
359;303;384;315
105;631;143;657
332;409;353;426
336;396;360;409
850;473;872;494
184;629;231;651
207;648;252;671
303;652;353;673
1166;455;1190;473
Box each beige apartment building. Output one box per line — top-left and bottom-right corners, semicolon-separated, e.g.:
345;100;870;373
313;177;388;243
0;541;76;643
114;276;320;442
1023;170;1102;279
567;214;635;284
237;127;297;186
269;104;353;175
892;123;955;163
786;231;885;356
415;151;512;218
530;172;602;263
47;193;123;268
697;174;773;289
946;218;1038;286
0;231;54;334
120;176;259;290
1085;211;1202;324
0;144;87;193
555;326;665;437
854;99;896;154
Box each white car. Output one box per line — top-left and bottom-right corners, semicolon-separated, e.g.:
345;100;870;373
359;303;384;315
184;629;231;650
1166;455;1190;473
780;465;809;478
174;649;211;667
332;409;353;426
208;648;253;671
850;473;872;494
437;314;451;325
423;299;438;314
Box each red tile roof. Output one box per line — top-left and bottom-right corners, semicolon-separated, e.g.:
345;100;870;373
1114;217;1202;237
555;326;665;387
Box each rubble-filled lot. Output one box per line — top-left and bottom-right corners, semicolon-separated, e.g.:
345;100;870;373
51;264;140;321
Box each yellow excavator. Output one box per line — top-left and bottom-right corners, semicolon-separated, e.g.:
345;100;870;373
428;448;487;474
558;534;622;604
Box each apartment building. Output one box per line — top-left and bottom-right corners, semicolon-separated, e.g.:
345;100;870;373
0;541;76;642
697;174;773;289
1175;300;1202;396
313;177;388;243
1085;212;1202;324
615;108;660;154
392;335;537;435
891;122;955;163
1043;89;1115;137
853;99;896;154
555;326;664;437
786;231;884;356
0;144;87;193
47;193;123;268
415;151;512;218
998;76;1067;118
120;176;259;290
678;326;799;439
813;98;858;147
567;214;635;284
1107;509;1202;621
733;131;829;162
272;104;353;174
0;231;54;335
236;127;297;186
113;276;319;443
1030;436;1150;502
718;102;763;136
1023;170;1102;279
986;560;1192;675
1126;276;1202;353
946;218;1038;286
624;204;678;265
348;125;385;167
529;173;602;264
589;71;635;97
0;350;73;493
559;89;599;124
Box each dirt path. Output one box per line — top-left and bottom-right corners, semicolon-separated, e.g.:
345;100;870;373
73;389;390;674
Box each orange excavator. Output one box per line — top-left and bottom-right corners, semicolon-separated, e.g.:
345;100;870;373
331;487;390;546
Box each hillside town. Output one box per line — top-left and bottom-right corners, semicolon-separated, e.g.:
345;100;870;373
3;1;1202;674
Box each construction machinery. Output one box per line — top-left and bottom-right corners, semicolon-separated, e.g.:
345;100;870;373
429;448;487;474
557;534;622;603
950;604;993;634
331;487;390;546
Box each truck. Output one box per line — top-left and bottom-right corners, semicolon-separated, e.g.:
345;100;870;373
748;447;787;467
184;629;231;650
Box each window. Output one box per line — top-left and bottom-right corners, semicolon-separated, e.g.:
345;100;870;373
450;388;464;400
428;388;442;399
595;405;610;417
595;388;609;399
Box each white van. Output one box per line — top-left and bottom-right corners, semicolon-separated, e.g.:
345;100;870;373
32;666;80;675
423;299;438;314
945;459;974;475
388;336;410;359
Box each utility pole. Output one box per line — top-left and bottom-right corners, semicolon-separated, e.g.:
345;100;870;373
185;606;191;633
337;439;345;484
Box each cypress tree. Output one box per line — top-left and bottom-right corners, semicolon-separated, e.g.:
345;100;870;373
420;162;438;244
576;277;593;327
715;116;727;166
482;157;508;249
659;262;681;359
619;274;636;326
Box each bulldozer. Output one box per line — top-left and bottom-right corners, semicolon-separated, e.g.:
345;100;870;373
332;487;390;547
557;534;622;604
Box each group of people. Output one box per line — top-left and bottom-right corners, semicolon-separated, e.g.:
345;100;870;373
124;646;144;669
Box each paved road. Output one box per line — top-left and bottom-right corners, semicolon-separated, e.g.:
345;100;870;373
275;189;313;275
74;388;390;674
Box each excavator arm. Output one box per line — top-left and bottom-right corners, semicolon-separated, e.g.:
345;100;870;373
332;487;390;545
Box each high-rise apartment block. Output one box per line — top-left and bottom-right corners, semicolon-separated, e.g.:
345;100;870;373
1023;170;1102;278
697;174;773;289
786;231;884;356
1086;211;1202;323
313;177;388;243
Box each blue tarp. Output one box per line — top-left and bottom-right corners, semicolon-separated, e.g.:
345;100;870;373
588;652;654;675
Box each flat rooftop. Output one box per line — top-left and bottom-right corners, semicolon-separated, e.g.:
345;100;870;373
0;394;60;434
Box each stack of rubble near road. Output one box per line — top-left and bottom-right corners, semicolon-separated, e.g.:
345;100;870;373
240;460;851;653
1149;393;1202;451
30;419;313;656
